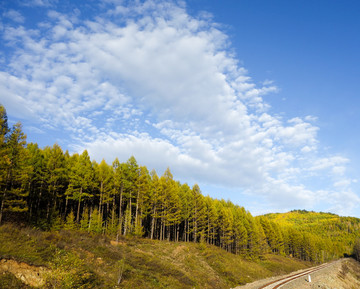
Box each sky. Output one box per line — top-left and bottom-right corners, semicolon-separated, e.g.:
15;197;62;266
1;0;360;217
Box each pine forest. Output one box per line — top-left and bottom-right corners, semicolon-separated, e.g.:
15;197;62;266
1;104;360;265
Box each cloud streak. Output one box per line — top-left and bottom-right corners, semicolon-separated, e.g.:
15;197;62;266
0;0;358;216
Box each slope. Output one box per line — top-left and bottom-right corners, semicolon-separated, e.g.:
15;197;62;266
0;223;312;289
264;210;360;257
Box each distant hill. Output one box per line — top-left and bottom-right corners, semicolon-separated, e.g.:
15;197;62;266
263;210;360;257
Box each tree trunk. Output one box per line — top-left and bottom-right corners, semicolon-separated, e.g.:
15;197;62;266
160;218;163;241
135;187;140;230
88;207;92;232
0;169;11;224
99;181;103;220
37;182;44;221
118;184;123;235
129;192;132;233
112;197;116;227
64;196;69;218
76;187;82;223
167;225;171;241
0;189;6;224
193;218;197;243
207;218;210;244
150;206;156;240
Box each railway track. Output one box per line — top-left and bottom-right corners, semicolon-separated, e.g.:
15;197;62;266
258;262;333;289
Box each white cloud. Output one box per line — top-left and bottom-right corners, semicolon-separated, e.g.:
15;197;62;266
22;0;55;7
3;10;25;23
309;156;349;173
0;0;358;216
326;190;360;216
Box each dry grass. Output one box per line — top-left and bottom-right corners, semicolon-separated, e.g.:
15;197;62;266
0;224;315;288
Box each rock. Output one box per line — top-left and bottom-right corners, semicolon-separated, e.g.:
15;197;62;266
0;258;49;287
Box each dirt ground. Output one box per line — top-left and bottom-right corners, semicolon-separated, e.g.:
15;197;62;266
234;258;360;289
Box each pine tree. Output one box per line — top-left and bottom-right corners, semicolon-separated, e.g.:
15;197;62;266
158;168;181;241
94;159;113;223
189;184;206;243
122;156;139;235
272;222;285;255
80;207;90;232
123;204;132;236
217;205;234;251
148;169;161;240
89;208;103;234
285;227;303;258
51;213;63;231
26;143;46;224
259;217;276;253
44;144;67;222
106;207;118;236
0;105;10;190
0;122;29;223
178;183;192;242
112;158;125;236
65;150;94;223
64;211;76;230
0;105;10;224
233;208;248;255
133;166;150;238
246;213;264;257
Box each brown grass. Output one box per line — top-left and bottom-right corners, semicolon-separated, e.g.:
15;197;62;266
0;224;314;288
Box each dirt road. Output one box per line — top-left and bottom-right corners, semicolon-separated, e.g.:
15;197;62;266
234;258;360;289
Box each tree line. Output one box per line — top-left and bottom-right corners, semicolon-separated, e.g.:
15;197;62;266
0;104;346;262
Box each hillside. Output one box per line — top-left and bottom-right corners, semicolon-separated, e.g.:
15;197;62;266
263;210;360;257
1;105;360;288
0;103;347;265
0;224;313;289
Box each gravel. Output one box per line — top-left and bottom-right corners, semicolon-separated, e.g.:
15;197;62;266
234;258;360;289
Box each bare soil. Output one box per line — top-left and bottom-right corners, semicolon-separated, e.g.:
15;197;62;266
0;258;49;287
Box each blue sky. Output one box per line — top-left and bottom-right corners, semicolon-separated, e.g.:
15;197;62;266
1;0;360;217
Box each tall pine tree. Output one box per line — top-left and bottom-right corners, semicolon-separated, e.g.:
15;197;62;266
0;122;28;223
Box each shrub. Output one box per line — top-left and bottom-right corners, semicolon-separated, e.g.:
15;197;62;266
45;249;100;288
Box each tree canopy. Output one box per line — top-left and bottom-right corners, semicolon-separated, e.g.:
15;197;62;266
0;104;359;262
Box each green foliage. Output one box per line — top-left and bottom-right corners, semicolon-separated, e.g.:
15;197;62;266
1;104;359;268
116;258;127;285
45;249;100;288
264;210;360;259
0;272;31;289
80;208;90;232
0;224;56;265
51;213;64;231
353;238;360;261
64;211;76;230
0;111;29;224
89;208;102;234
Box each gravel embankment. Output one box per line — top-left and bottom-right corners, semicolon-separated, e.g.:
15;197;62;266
234;258;360;289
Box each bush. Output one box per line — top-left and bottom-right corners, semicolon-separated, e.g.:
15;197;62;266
45;249;100;288
0;273;31;288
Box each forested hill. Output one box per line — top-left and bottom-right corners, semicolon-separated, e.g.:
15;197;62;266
263;210;360;258
1;103;359;266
